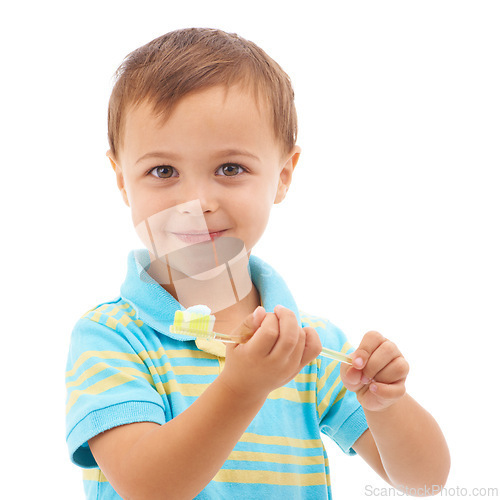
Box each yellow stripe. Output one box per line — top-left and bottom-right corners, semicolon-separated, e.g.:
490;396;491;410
317;341;351;393
67;349;217;403
105;316;118;329
293;372;316;384
104;314;143;330
66;372;136;415
83;465;328;488
299;313;327;330
66;363;153;389
67;348;216;384
268;386;316;404
140;351;218;396
240;432;323;449
68;346;215;384
316;360;339;393
145;347;214;360
80;303;110;319
83;468;108;482
136;349;218;377
170;365;219;376
86;303;132;315
228;450;325;466
303;319;327;329
162;379;210;398
90;311;102;322
81;303;144;330
332;386;347;406
66;362;109;388
152;363;219;377
68;372;311;403
120;306;141;321
318;440;328;483
106;306;120;316
134;351;166;395
317;375;342;419
213;468;327;486
66;351;144;378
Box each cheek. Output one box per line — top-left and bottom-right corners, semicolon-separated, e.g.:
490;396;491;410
127;186;170;228
129;197;153;228
236;183;275;232
240;182;274;213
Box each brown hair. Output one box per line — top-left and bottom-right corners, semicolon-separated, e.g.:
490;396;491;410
108;28;297;160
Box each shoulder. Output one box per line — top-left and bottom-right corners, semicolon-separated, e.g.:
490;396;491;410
298;310;329;329
78;297;144;332
67;297;148;363
298;309;352;352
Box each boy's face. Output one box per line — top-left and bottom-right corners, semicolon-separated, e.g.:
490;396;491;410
109;84;300;271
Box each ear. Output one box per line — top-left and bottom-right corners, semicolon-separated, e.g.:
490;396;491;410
107;150;130;207
274;145;301;204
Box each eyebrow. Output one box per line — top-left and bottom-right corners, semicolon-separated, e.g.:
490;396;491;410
135;148;261;165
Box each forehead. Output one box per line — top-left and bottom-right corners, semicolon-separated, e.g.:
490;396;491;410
120;85;279;163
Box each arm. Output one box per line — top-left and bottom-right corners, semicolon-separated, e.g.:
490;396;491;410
89;373;267;500
341;332;450;494
354;394;450;492
89;306;322;500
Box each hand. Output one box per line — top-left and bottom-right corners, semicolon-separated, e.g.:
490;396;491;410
220;305;322;401
340;331;409;412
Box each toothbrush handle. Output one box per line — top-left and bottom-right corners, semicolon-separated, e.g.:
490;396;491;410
319;346;352;365
214;332;352;364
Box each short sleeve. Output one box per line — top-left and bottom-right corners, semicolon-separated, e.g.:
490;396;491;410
65;313;168;468
315;320;368;455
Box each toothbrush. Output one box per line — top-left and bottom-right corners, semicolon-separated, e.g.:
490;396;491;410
169;306;352;365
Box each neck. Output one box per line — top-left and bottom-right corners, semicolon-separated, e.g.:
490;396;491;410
146;249;260;318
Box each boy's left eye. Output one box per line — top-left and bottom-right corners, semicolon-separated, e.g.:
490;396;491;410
216;163;245;177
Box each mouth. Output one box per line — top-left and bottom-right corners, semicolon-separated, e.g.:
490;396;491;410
172;230;227;244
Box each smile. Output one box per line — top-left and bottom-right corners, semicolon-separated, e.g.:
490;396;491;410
172;230;227;244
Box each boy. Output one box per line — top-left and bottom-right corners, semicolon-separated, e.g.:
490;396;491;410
65;28;450;499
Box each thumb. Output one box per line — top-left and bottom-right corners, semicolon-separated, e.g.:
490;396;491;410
230;306;266;341
340;362;364;393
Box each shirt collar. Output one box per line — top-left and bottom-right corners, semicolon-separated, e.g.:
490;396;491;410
120;249;301;344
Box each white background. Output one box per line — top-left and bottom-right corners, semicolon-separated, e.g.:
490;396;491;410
1;1;499;498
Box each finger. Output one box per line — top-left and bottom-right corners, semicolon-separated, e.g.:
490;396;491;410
361;340;401;382
245;312;280;357
287;326;307;369
253;306;267;327
367;380;406;402
268;305;300;359
341;365;365;393
351;331;386;369
225;309;262;356
371;356;409;384
230;305;266;340
300;327;322;366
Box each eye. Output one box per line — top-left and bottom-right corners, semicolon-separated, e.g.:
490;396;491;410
149;165;178;178
216;163;246;177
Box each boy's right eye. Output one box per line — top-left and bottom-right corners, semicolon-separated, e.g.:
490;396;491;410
149;165;178;178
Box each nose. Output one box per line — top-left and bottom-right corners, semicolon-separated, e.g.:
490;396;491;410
175;179;218;214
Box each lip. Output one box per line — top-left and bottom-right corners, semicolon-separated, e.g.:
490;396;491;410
172;230;227;243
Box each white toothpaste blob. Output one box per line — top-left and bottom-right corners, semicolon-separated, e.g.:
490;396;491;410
186;304;212;315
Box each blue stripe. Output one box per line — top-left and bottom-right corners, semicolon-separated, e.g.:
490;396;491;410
221;460;327;473
235;441;324;457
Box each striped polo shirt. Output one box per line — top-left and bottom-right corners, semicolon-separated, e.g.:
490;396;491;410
65;249;368;499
